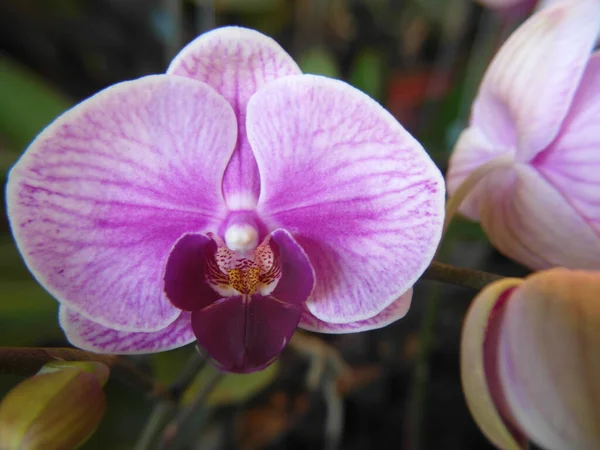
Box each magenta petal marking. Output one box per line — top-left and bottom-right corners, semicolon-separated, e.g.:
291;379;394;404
269;229;315;305
247;75;444;323
534;52;600;236
192;295;300;373
299;288;412;333
168;27;302;208
59;306;195;354
163;233;222;312
473;0;600;161
6;75;237;331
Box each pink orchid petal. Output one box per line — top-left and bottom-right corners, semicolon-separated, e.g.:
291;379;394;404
499;269;600;450
534;51;600;236
473;0;600;161
163;233;222;312
478;164;600;269
446;127;511;221
59;306;195;354
6;75;237;332
460;278;527;450
299;289;412;333
247;75;444;324
168;27;301;208
269;229;315;305
192;295;301;373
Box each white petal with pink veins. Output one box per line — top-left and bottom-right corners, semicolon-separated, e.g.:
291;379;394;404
478;164;600;270
534;52;600;236
473;0;600;161
7;75;237;331
168;27;302;207
60;307;195;354
299;289;412;333
247;75;444;324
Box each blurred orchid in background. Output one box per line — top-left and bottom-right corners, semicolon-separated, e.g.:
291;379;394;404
461;268;600;450
447;0;600;270
475;0;562;16
6;27;445;373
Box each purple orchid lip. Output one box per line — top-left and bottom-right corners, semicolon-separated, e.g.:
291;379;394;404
7;26;445;372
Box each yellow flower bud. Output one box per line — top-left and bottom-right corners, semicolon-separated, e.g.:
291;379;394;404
0;361;108;450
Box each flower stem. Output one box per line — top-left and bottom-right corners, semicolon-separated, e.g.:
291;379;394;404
156;367;224;450
420;261;504;290
133;351;208;450
0;346;171;401
444;153;513;232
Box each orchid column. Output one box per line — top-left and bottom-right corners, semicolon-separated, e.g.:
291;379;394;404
6;27;445;373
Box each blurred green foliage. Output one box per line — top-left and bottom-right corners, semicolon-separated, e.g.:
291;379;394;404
299;47;340;78
0;58;71;171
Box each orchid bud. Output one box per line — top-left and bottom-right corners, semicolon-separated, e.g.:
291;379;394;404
461;269;600;450
0;361;108;450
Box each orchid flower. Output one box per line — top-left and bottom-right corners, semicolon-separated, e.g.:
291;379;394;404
461;269;600;450
6;27;445;373
447;0;600;270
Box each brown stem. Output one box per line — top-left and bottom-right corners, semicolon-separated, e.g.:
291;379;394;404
0;347;171;402
156;368;224;450
420;261;504;290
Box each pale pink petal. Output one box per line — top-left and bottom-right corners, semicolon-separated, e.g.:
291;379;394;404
168;27;301;208
59;306;195;354
299;289;412;334
6;75;237;332
460;278;527;450
446;127;512;220
534;51;600;235
473;0;600;161
478;164;600;269
499;269;600;450
247;75;445;323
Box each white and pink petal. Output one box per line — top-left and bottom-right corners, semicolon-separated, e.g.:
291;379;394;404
299;289;412;334
247;75;444;324
7;75;237;331
168;27;302;208
59;307;195;354
478;164;600;270
446;127;514;221
533;51;600;236
472;0;600;161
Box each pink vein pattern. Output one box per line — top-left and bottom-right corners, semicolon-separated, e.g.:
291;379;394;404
248;75;445;323
7;75;237;331
168;27;302;208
